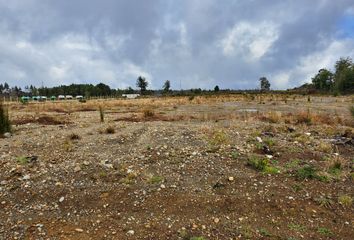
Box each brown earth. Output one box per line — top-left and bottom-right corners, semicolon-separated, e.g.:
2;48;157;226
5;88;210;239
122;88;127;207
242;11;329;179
0;94;353;240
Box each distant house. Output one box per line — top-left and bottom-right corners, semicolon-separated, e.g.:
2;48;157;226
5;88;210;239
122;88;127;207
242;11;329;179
58;95;65;100
65;95;73;100
75;95;84;99
122;94;140;99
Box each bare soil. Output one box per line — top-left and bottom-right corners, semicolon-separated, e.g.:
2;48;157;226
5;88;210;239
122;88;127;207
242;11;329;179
1;95;353;240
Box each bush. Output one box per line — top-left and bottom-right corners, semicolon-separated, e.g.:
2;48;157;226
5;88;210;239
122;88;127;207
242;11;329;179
0;103;11;135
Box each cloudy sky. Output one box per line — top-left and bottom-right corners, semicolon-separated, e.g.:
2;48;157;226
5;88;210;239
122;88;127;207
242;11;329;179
0;0;354;90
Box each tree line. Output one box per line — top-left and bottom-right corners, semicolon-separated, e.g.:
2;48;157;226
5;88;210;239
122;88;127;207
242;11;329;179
311;57;354;94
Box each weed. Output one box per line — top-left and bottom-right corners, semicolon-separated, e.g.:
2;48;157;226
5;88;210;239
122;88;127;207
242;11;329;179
247;156;279;174
68;133;80;140
63;139;73;152
314;196;334;208
259;228;271;237
231;151;239;159
190;237;205;240
288;223;306;232
338;195;353;207
188;95;195;101
0;103;11;135
263;137;276;147
317;141;332;153
143;108;155;118
296;165;317;180
328;161;341;176
99;105;104;122
148;175;164;184
16;156;28;165
105;126;115;134
208;130;229;146
286;159;300;169
317;227;333;236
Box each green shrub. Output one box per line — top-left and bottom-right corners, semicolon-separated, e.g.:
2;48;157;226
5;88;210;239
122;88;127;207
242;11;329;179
0;103;11;135
296;165;318;180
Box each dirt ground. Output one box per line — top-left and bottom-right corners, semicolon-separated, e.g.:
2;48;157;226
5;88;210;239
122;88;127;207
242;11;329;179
0;94;353;240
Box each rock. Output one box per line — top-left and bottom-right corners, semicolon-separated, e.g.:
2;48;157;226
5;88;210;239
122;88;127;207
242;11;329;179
59;196;65;203
75;228;84;232
160;184;166;189
22;175;31;180
74;165;81;173
214;217;220;223
305;132;311;136
256;137;263;143
127;230;135;235
228;176;234;181
265;155;273;159
3;132;11;138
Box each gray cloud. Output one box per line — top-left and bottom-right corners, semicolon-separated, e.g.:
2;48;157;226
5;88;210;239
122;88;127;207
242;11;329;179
0;0;353;90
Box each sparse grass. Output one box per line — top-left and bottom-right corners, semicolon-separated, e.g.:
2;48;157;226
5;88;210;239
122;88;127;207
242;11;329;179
0;103;11;135
288;223;306;232
350;106;354;117
231;151;239;159
63;139;73;152
338;195;353;207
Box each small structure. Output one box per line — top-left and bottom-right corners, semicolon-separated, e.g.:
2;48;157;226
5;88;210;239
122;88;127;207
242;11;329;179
65;95;73;100
122;94;140;99
75;95;84;100
50;96;56;101
58;95;65;100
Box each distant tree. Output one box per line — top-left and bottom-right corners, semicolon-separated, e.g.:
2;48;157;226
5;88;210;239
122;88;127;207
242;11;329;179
333;57;354;93
259;77;271;91
163;80;171;93
4;82;9;90
136;76;148;94
214;85;220;92
311;68;334;91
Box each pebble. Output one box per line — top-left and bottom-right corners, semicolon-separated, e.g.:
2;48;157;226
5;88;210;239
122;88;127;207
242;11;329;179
127;230;135;235
75;228;84;232
74;166;81;173
59;196;65;202
3;132;11;138
228;177;234;181
214;217;220;223
256;137;263;143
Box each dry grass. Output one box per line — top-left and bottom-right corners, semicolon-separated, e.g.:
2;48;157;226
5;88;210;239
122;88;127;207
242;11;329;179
12;115;68;125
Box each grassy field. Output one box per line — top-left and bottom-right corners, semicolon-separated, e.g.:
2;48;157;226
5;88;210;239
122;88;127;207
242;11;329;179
0;94;353;239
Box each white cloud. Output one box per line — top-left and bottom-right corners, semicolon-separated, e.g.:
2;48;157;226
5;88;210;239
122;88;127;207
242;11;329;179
219;21;279;61
270;39;354;89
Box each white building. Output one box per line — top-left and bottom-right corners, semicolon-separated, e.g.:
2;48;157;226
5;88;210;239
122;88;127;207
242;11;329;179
122;94;140;99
